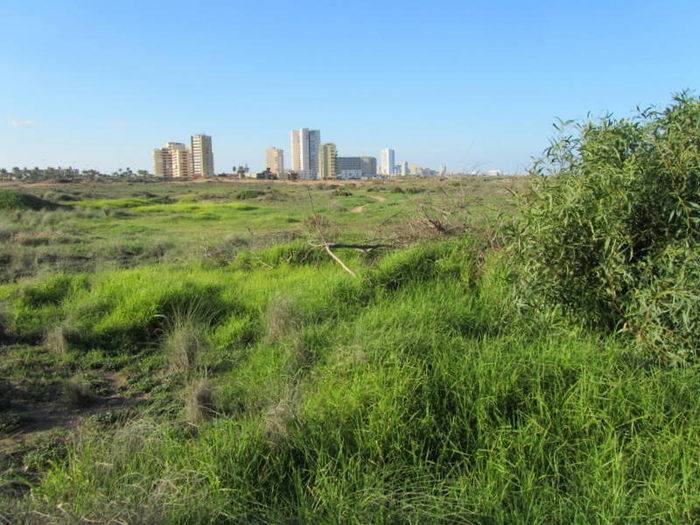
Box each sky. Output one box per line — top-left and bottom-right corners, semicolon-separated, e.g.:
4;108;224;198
1;0;699;174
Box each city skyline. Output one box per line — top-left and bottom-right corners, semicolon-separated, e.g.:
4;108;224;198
2;1;699;174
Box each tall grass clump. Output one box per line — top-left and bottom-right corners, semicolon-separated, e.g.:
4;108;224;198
510;92;700;361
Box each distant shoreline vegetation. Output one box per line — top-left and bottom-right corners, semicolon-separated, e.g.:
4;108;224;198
0;167;525;183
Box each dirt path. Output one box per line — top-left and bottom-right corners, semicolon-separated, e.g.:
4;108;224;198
350;194;386;213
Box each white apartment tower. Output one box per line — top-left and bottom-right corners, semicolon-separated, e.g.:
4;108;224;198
290;128;321;179
380;148;395;176
266;147;285;177
191;134;214;178
152;142;192;178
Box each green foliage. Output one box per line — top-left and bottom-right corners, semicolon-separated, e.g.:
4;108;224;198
234;240;326;269
6;274;87;341
511;93;700;360
371;241;471;291
75;196;173;208
0;190;60;211
236;189;266;200
6;171;700;522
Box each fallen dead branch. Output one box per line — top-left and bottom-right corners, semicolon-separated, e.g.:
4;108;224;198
321;243;356;277
319;243;393;251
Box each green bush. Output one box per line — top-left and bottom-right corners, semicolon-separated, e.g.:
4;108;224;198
511;93;700;360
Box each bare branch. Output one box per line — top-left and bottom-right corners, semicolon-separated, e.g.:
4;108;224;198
323;244;357;278
309;242;394;251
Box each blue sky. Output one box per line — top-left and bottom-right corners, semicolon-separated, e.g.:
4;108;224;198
1;0;698;174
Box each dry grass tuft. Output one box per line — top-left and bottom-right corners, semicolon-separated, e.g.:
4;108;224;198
265;296;299;343
184;378;216;425
165;323;207;375
263;398;294;442
64;374;97;407
45;325;68;355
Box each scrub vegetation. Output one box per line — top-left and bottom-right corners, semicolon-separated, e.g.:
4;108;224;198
1;94;699;524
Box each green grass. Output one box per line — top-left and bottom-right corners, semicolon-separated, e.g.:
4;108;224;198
0;177;522;284
0;189;61;211
1;236;699;523
5;175;698;523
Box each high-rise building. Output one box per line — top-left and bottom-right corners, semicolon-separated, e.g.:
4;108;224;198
380;148;395;176
319;143;338;179
290;128;321;179
152;142;192;178
191;134;214;178
400;161;409;176
266;147;285;177
359;156;377;177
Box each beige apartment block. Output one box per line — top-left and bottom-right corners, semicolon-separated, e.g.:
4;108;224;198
191;134;215;178
152;142;192;178
266;147;284;177
319;143;338;179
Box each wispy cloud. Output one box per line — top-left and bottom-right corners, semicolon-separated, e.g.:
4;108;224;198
11;119;35;126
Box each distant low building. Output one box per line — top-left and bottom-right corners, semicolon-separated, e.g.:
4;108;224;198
337;157;361;179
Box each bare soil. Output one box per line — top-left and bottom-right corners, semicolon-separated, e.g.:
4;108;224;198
0;372;148;456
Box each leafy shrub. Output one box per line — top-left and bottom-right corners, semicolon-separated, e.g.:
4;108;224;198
510;93;700;360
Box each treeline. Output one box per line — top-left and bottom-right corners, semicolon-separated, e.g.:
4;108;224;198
0;167;151;182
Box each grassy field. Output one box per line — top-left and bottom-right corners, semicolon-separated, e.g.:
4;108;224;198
1;175;699;524
0;177;518;283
